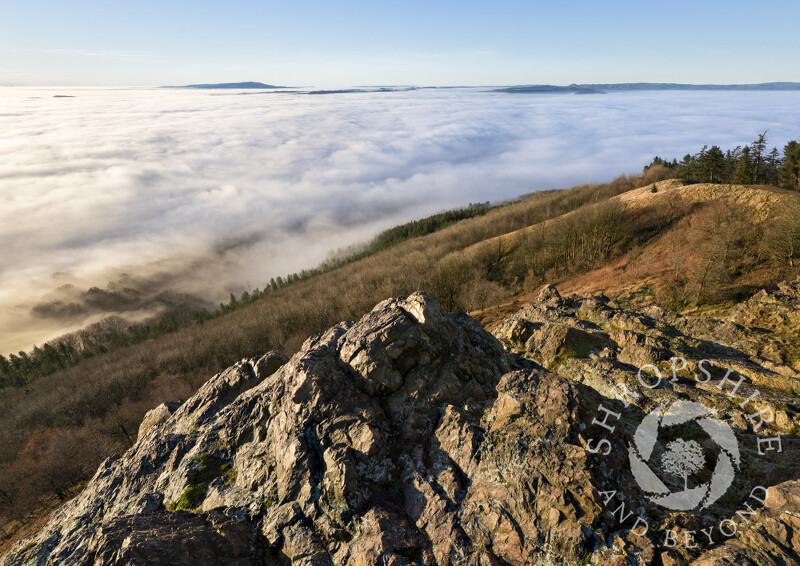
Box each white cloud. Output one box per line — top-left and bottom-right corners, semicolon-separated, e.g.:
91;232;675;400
1;86;799;352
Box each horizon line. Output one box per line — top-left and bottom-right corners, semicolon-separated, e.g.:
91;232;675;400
3;80;800;89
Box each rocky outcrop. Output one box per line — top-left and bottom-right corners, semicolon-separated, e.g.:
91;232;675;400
137;401;182;440
692;480;800;566
4;288;800;565
82;510;265;566
494;283;800;431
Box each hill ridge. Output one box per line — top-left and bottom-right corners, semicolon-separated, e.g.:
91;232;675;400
4;285;800;564
4;176;800;557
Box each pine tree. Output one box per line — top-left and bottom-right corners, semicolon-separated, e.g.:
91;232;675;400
752;131;769;184
0;354;12;387
780;140;800;190
733;146;754;184
697;145;727;183
765;147;782;186
679;153;697;183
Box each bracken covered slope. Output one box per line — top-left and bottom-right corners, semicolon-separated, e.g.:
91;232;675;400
4;286;800;565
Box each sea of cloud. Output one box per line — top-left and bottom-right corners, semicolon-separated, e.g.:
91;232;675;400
1;86;799;352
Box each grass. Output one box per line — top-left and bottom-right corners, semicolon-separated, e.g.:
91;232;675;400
170;484;207;512
3;174;800;549
222;462;237;485
563;336;598;360
549;334;600;369
167;453;228;512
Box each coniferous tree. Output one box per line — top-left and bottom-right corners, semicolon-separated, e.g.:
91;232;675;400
765;147;782;186
697;145;726;183
780;140;800;190
679;153;697;183
752;131;768;184
732;146;754;184
0;354;13;387
724;147;741;182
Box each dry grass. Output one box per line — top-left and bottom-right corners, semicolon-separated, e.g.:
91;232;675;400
0;178;638;546
2;175;799;549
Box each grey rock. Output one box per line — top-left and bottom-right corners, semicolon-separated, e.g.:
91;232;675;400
138;402;182;440
4;287;800;566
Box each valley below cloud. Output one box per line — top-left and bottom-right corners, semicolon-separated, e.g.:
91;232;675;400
1;86;799;353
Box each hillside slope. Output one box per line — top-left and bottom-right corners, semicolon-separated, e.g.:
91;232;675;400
564;180;800;299
2;178;800;553
473;180;800;329
4;286;800;565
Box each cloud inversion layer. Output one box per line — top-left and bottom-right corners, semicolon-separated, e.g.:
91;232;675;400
1;86;799;352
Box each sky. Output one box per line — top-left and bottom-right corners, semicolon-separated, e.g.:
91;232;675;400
1;0;799;86
2;86;799;354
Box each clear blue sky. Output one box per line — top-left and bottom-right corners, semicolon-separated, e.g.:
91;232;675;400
1;0;798;86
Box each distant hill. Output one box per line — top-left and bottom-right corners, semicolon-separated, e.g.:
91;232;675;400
168;82;284;89
496;84;606;94
496;81;800;94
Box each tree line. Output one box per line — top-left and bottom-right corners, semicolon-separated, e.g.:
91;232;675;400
648;132;800;188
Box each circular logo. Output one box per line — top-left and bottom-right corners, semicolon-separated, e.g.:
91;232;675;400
629;400;740;511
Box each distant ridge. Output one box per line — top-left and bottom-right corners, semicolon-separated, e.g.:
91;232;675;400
167;81;284;89
496;82;800;94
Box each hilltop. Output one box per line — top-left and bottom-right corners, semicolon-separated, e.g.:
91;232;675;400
168;82;285;89
4;283;800;564
471;179;800;326
3;171;800;560
495;82;800;94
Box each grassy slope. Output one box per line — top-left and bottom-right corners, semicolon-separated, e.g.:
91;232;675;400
2;177;800;551
473;181;800;328
0;179;631;549
560;181;800;299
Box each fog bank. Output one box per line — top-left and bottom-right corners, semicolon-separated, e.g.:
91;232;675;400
1;86;799;353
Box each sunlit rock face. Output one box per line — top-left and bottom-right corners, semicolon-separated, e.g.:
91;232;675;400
4;287;800;565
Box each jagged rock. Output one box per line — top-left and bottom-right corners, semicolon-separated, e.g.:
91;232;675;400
693;480;800;566
254;349;291;379
494;284;800;433
83;510;264;565
4;294;527;565
138;401;182;440
536;283;562;305
765;480;800;514
525;322;601;368
4;287;800;566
